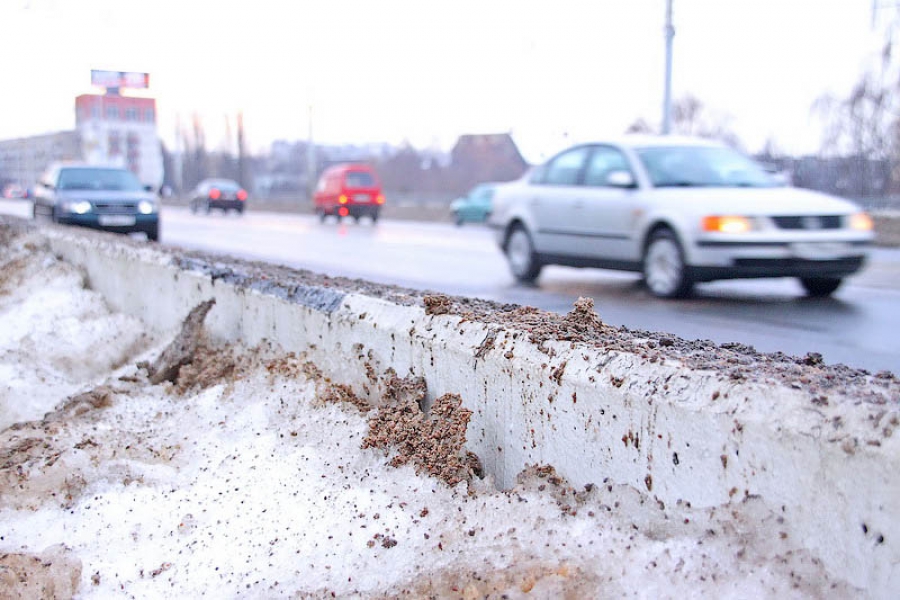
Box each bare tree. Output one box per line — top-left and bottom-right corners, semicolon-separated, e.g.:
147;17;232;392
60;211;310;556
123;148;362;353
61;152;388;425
815;9;899;197
181;113;210;190
625;94;741;148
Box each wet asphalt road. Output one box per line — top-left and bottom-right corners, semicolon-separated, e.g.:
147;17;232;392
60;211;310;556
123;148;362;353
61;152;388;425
158;206;900;374
3;200;898;373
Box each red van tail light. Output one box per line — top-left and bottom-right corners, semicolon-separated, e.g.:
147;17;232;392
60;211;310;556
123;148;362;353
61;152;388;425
338;207;349;217
338;194;348;204
237;189;248;201
209;188;221;200
376;194;385;205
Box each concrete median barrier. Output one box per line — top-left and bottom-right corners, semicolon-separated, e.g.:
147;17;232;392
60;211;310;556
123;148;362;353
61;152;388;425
5;218;899;598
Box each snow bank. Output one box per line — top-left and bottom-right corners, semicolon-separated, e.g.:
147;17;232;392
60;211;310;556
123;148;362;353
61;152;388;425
0;241;850;597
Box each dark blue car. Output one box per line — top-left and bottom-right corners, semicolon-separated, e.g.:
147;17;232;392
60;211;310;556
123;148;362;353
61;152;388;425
32;163;160;241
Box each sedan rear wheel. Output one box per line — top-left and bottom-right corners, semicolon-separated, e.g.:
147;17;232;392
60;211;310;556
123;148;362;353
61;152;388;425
799;277;842;297
643;228;693;298
506;225;542;283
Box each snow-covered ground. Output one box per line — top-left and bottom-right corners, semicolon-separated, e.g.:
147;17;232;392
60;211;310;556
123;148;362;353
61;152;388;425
0;230;854;598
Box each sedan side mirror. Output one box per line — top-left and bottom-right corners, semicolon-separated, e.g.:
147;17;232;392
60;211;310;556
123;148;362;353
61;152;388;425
607;170;636;188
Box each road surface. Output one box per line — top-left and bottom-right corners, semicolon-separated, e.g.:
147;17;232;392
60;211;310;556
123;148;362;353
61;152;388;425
3;199;899;373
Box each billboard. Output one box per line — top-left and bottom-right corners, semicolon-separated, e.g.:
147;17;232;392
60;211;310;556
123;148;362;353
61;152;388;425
91;70;150;90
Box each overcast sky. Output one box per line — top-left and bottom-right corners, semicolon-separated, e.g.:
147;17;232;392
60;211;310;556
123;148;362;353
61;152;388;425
0;0;888;162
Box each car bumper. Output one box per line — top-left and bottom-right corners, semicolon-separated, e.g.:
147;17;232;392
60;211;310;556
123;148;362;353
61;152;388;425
56;213;159;235
209;199;246;211
688;238;871;281
346;204;380;217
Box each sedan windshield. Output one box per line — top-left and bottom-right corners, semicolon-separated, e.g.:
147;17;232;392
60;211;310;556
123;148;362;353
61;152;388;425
58;168;144;191
635;145;777;188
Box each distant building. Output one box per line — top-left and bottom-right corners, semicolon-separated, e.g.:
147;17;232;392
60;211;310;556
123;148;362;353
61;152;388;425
0;131;82;189
449;133;528;186
0;72;163;190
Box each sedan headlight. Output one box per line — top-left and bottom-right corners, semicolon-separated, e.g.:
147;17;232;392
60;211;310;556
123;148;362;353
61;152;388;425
701;215;755;233
138;200;157;215
849;212;874;231
62;200;92;215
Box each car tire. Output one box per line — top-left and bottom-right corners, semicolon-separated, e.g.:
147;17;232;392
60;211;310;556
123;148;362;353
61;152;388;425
505;224;542;283
799;277;842;297
205;200;212;215
643;228;693;298
372;210;379;224
454;212;464;227
147;224;160;242
190;200;198;214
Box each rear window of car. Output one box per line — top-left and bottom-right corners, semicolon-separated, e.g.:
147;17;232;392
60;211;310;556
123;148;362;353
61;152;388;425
344;171;376;188
58;168;143;191
207;180;241;192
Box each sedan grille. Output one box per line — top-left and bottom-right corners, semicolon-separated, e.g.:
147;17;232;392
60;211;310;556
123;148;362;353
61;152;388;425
93;202;139;215
771;215;842;230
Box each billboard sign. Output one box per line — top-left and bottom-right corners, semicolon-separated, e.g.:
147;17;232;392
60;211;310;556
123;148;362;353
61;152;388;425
91;70;150;90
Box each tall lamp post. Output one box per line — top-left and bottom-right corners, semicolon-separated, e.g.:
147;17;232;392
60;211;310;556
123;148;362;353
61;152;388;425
307;104;316;203
662;0;675;135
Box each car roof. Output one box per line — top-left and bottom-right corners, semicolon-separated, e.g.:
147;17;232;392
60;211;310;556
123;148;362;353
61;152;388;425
199;178;240;186
53;162;133;171
324;163;376;174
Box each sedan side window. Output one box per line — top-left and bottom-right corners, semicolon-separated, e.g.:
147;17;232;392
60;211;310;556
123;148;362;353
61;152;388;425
542;147;590;186
584;146;632;187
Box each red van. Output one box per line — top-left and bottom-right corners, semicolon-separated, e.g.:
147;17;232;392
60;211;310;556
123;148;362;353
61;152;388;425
313;163;385;223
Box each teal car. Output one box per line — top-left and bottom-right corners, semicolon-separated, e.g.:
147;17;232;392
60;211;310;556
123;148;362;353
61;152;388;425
450;183;495;226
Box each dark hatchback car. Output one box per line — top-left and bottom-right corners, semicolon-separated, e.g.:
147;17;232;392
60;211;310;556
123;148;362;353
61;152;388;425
190;178;248;214
32;163;160;241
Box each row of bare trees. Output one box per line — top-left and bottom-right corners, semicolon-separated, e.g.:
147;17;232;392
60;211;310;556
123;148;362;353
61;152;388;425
163;113;250;194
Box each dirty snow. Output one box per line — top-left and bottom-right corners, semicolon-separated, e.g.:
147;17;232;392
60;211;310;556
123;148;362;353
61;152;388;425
0;233;857;598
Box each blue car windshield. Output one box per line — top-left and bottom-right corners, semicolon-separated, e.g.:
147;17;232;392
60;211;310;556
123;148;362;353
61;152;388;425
635;145;778;188
58;168;144;191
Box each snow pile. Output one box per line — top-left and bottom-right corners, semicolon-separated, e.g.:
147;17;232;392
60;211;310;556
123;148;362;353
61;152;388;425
0;235;855;598
0;233;151;430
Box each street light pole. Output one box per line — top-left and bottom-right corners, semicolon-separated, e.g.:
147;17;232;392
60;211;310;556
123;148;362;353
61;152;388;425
662;0;675;135
306;104;316;203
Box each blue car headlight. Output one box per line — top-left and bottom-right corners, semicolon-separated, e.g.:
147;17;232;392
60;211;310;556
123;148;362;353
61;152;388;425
138;200;157;215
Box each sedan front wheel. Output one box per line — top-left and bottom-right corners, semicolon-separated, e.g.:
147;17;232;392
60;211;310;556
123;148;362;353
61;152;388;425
643;228;693;298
